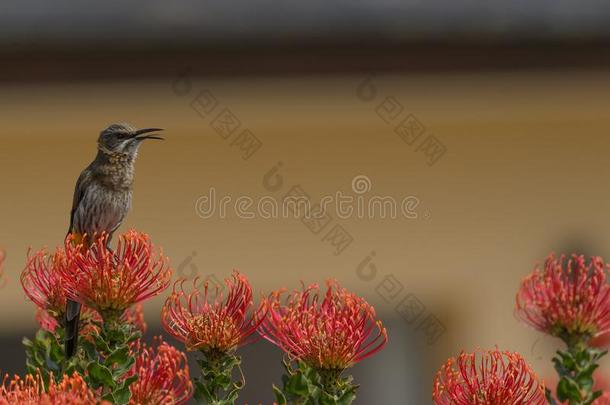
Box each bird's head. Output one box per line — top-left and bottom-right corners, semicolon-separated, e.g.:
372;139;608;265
97;123;164;157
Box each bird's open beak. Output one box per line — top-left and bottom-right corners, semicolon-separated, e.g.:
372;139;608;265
133;128;165;141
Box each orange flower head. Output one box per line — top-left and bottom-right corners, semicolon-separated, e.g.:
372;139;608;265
162;271;264;352
0;372;104;405
259;280;387;371
62;230;172;319
128;337;193;405
516;253;610;339
21;248;68;318
433;348;546;405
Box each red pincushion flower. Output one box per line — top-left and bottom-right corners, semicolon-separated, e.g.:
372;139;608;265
21;248;68;318
433;348;546;405
22;247;101;333
128;337;193;405
162;271;264;352
516;254;610;339
62;230;172;319
258;280;387;371
0;372;106;405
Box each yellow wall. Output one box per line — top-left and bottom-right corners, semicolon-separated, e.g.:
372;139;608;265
2;70;610;381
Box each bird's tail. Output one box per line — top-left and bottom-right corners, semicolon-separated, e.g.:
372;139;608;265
65;299;81;358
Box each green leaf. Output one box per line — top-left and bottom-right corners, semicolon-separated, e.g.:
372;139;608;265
105;345;130;367
113;385;132;405
336;387;357;405
120;374;138;388
112;356;135;379
87;362;115;389
81;340;98;361
194;380;213;403
105;327;127;343
576;364;598;391
273;385;288;405
319;392;338;405
93;333;111;353
557;377;581;402
589;390;603;404
22;337;33;349
35;328;50;342
591;348;608;361
557;351;576;370
126;330;142;344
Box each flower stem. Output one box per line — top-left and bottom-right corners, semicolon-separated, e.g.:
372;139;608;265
319;368;346;394
273;360;358;405
81;315;140;404
552;333;607;405
194;349;244;405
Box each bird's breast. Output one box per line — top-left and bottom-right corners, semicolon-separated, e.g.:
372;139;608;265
96;161;135;190
72;183;132;235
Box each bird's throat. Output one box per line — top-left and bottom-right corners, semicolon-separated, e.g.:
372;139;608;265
94;150;136;190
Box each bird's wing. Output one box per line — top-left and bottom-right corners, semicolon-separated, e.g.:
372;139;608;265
68;169;92;236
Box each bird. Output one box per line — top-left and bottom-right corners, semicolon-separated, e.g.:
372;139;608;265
65;123;164;357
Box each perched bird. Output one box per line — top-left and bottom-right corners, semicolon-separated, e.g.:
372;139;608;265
65;123;164;357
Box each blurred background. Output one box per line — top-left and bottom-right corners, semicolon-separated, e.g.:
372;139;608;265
2;1;610;403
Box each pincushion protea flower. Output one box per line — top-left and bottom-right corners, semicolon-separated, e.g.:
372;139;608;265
432;348;546;405
22;247;102;333
163;272;263;404
0;372;106;405
21;248;68;319
128;337;193;405
162;271;264;352
516;254;610;340
259;280;387;371
62;230;172;320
